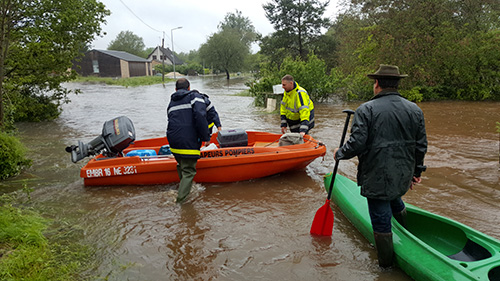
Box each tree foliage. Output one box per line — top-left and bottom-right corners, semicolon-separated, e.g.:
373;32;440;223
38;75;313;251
0;0;109;129
218;10;260;48
154;61;203;76
199;10;257;79
177;49;202;65
107;30;146;57
261;0;331;62
331;0;500;100
199;29;247;79
247;53;341;102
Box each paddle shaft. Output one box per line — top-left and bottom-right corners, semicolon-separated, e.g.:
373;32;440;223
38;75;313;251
326;109;355;200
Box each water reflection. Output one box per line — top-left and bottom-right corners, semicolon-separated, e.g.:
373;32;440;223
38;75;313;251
166;202;217;280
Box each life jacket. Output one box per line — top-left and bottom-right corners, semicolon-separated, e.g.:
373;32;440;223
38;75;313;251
280;83;315;133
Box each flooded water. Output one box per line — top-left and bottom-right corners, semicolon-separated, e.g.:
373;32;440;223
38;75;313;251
2;76;500;280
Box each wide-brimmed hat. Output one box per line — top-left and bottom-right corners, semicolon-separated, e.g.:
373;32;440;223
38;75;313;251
367;64;408;79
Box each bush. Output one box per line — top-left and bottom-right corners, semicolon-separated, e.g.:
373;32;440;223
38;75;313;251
247;53;338;102
339;66;373;101
153;62;203;76
0;132;32;180
400;86;424;102
11;93;62;122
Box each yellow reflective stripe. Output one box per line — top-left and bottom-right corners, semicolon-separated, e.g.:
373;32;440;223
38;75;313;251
208;122;214;129
170;148;201;156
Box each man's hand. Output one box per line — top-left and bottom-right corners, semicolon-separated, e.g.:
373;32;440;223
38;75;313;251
410;176;421;190
300;132;305;137
281;127;287;134
333;148;339;161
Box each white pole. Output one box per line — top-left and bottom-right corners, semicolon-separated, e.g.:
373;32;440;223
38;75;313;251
171;26;182;79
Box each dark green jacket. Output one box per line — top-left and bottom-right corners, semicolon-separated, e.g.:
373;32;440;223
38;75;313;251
335;90;427;200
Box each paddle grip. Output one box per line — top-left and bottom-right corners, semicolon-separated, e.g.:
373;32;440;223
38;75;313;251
327;109;355;200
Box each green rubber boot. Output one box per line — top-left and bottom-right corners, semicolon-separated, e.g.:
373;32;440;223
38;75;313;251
374;232;394;268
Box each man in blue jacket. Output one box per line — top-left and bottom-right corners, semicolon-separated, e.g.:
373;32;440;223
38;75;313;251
202;93;222;134
167;78;211;203
334;65;427;268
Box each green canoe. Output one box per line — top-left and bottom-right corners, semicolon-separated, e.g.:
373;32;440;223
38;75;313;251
325;173;500;281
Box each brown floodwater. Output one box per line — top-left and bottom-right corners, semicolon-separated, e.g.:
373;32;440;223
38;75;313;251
2;76;499;280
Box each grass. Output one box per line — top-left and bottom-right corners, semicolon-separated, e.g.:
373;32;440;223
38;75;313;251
72;75;174;87
0;194;95;281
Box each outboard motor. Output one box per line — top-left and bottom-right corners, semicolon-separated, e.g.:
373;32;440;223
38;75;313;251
65;116;136;163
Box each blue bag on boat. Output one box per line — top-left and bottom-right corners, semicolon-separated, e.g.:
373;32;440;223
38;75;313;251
126;149;157;157
158;145;172;155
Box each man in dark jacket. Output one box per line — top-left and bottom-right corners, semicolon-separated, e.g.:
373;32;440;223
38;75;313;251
334;65;427;268
167;78;211;203
202;93;222;134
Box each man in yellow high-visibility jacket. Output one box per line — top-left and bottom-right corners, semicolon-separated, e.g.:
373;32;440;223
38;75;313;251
280;75;315;137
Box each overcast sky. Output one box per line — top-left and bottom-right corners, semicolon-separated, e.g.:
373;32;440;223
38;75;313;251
91;0;341;54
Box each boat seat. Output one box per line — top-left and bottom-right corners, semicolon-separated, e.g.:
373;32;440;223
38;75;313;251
253;142;279;147
406;209;492;262
489;265;500;281
448;239;491;262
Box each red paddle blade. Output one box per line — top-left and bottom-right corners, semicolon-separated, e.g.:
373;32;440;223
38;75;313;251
310;199;334;236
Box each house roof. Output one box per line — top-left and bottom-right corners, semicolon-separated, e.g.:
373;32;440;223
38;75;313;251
147;46;184;65
94;49;149;62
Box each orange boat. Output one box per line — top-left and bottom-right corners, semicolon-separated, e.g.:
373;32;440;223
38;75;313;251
65;117;326;186
78;130;326;186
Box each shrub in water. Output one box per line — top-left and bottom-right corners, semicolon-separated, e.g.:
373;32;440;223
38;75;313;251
0;132;31;180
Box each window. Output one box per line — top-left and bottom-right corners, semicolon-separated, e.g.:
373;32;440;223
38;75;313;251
92;60;99;73
153;55;157;60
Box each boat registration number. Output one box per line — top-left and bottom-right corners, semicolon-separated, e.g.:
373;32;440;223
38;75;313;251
86;166;137;178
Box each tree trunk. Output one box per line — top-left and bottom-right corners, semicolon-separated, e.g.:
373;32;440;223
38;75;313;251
225;69;230;80
0;2;8;129
0;0;13;130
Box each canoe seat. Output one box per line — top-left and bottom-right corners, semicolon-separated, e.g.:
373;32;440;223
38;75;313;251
489;265;500;281
448;239;491;261
406;209;492;262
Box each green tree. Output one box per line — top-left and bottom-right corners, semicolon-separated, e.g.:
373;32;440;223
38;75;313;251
177;50;202;65
218;10;260;48
199;29;247;79
261;0;331;61
0;0;109;129
107;30;146;57
143;46;155;58
331;0;500;100
199;11;257;79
